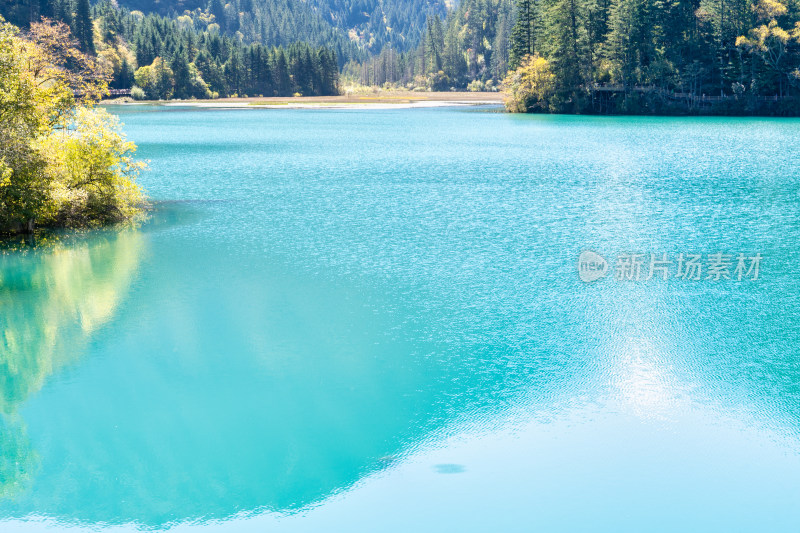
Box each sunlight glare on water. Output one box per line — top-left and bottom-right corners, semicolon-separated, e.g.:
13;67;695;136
1;106;799;532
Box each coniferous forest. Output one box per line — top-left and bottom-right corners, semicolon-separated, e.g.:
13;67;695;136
1;0;800;112
1;0;343;98
351;0;800;113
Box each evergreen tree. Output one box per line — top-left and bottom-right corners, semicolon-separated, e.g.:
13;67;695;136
224;47;244;95
428;15;445;74
72;0;94;53
208;0;226;32
273;48;292;95
56;0;72;26
509;0;538;69
541;0;589;106
195;49;226;94
114;56;135;89
443;21;467;83
153;56;175;98
290;45;312;94
171;44;192;98
490;2;513;80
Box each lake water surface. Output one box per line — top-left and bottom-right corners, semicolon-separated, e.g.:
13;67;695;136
1;106;800;532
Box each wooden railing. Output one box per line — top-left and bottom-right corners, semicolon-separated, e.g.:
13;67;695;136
74;88;132;98
589;84;791;104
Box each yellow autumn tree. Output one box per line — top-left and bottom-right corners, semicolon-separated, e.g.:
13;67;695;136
36;107;146;226
134;57;175;100
736;0;800;90
0;17;146;233
502;54;557;113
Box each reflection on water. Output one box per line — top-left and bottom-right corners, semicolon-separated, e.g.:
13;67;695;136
1;109;800;531
0;416;34;501
0;203;589;527
0;231;145;498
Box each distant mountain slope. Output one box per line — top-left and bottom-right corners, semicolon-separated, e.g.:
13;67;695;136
309;0;447;52
116;0;448;54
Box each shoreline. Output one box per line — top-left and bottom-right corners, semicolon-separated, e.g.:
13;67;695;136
103;91;506;109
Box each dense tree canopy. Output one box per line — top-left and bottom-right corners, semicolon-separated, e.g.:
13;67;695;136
502;0;800;112
0;0;448;60
0;18;144;233
100;2;342;98
347;0;515;91
111;0;445;55
3;0;799;113
348;0;800;113
0;0;342;99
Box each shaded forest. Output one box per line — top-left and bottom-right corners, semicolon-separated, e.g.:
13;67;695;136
350;0;800;113
2;0;799;112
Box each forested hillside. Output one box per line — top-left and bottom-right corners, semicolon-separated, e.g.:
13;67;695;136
351;0;800;114
93;0;446;54
348;0;514;90
309;0;446;52
1;0;450;61
2;0;799;112
503;0;800;112
0;0;341;98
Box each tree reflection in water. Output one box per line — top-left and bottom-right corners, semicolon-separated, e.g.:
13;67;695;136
0;230;145;498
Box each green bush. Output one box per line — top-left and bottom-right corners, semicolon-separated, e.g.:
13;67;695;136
130;85;147;100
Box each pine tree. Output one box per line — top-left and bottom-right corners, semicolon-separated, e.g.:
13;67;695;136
541;0;590;106
319;49;338;94
490;3;513;80
509;0;538;69
53;0;72;26
171;44;192;98
115;56;135;89
604;0;640;88
424;15;444;74
273;49;291;95
208;0;226;32
39;0;56;20
195;50;226;95
224;47;244;95
72;0;94;53
443;22;467;84
308;47;322;94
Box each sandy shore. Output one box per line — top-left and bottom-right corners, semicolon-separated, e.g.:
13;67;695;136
114;91;505;109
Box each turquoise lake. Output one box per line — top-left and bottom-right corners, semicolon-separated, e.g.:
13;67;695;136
1;105;800;531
